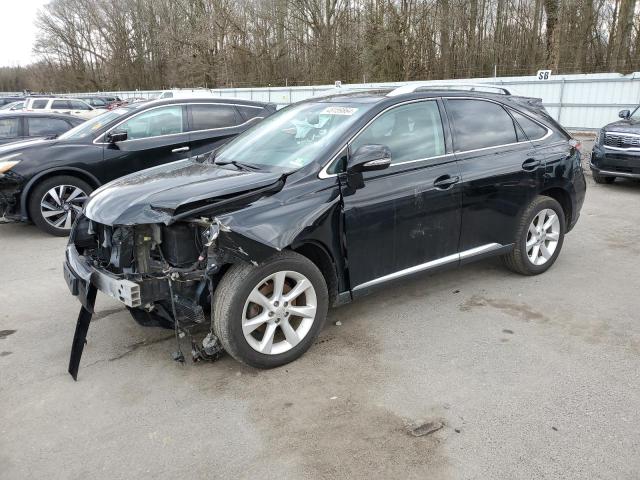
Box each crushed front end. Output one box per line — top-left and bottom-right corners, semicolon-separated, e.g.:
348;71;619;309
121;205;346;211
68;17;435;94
65;214;226;379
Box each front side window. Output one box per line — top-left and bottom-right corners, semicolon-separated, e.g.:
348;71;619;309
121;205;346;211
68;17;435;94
28;117;70;136
118;106;184;140
190;104;239;130
350;101;445;165
52;100;71;109
214;102;374;172
0;117;19;139
70;100;90;110
447;99;518;151
31;99;48;109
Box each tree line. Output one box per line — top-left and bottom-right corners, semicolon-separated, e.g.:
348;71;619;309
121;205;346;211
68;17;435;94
1;0;638;93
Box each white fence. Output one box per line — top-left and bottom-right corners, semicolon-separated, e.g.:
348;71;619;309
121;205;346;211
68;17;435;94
9;72;640;130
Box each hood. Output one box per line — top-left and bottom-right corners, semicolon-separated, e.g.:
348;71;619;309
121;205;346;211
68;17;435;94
603;118;640;134
84;159;283;225
0;138;54;156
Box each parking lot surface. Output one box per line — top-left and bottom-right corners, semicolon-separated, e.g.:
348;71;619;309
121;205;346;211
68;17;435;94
1;171;639;479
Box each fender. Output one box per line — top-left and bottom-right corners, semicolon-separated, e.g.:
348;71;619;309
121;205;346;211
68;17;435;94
19;167;102;221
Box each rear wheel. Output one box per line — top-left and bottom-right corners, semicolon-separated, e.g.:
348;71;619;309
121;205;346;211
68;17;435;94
503;196;566;275
213;251;328;368
592;172;615;184
29;175;92;236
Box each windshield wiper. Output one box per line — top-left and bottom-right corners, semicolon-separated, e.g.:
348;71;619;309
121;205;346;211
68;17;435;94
215;160;262;172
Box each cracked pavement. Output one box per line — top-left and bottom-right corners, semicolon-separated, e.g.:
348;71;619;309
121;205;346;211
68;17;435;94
1;171;640;479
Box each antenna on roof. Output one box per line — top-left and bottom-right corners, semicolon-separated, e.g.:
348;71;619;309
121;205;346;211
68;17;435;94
387;83;511;97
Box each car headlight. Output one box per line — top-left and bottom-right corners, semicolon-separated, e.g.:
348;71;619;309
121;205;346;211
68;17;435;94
0;160;20;174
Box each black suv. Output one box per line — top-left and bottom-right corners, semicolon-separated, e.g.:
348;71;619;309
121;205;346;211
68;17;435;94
590;105;640;183
0;98;275;235
64;85;586;378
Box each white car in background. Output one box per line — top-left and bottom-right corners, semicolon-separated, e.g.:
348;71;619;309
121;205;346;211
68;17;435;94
23;97;103;120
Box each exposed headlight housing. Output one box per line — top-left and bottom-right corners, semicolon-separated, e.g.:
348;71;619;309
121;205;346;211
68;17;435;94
0;153;21;174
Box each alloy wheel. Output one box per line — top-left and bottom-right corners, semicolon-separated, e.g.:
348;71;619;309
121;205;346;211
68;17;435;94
242;270;317;355
526;208;560;266
40;184;88;230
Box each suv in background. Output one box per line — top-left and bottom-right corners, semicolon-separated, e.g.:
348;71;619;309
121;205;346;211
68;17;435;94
0;112;83;145
0;98;276;235
23;97;103;120
73;95;122;109
63;85;586;377
591;105;640;183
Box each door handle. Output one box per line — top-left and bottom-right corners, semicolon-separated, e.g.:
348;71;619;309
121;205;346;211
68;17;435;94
522;158;541;171
172;146;190;153
433;175;460;190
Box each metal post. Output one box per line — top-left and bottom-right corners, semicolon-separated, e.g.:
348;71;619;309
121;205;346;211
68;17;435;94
558;79;566;124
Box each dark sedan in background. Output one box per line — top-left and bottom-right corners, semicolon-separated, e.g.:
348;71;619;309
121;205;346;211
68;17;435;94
0;112;84;145
0;98;276;235
591;105;640;183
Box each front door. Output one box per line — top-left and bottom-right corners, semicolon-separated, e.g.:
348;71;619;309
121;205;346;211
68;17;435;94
101;104;191;183
444;98;544;255
340;100;462;295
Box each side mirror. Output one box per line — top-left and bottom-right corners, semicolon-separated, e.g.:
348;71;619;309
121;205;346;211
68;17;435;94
107;131;128;143
347;144;392;173
619;109;631;119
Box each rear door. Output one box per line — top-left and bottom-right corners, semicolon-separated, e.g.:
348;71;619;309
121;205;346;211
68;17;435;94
340;99;462;294
444;98;543;255
100;104;191;183
186;103;247;157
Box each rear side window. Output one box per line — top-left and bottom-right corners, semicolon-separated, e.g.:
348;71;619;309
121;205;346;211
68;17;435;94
447;99;518;151
510;110;548;141
0;117;19;139
52;100;71;109
350;100;445;164
31;99;48;109
190;104;239;130
236;106;263;121
28;117;71;136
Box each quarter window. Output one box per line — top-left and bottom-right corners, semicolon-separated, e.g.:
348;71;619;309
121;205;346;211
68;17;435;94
70;100;90;110
236;106;263;121
350;101;445;164
447;99;518;151
0;117;19;138
118;106;184;140
190;104;239;130
510;110;548;141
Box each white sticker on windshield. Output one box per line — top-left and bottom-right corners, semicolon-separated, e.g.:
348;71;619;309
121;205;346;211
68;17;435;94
321;107;358;116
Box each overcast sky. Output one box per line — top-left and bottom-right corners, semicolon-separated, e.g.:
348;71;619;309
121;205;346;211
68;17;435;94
0;0;50;67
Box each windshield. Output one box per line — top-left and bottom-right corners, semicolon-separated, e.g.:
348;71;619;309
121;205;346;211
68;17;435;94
214;102;373;171
59;107;132;140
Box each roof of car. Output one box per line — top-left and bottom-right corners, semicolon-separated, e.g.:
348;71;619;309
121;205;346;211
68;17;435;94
135;97;275;109
0;111;85;121
311;88;516;104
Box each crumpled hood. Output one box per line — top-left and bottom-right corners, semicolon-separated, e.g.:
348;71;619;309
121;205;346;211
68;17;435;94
603;118;639;134
84;159;283;225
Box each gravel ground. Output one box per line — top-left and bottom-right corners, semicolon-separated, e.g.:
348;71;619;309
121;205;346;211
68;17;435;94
1;159;639;480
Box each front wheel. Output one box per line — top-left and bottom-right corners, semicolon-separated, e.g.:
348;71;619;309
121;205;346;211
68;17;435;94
503;196;566;275
213;251;328;368
28;175;92;236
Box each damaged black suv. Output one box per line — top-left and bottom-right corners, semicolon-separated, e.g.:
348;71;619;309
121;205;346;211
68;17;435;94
65;85;586;377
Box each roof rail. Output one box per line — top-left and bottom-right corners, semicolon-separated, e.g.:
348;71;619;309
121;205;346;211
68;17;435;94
387;83;511;97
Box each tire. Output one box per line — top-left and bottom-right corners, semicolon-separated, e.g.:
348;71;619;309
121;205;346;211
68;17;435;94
28;175;93;236
213;251;329;368
502;195;566;276
592;173;615;184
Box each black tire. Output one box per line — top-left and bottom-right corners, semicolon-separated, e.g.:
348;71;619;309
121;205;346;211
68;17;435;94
592;172;615;184
502;195;566;276
212;251;329;368
28;175;93;236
